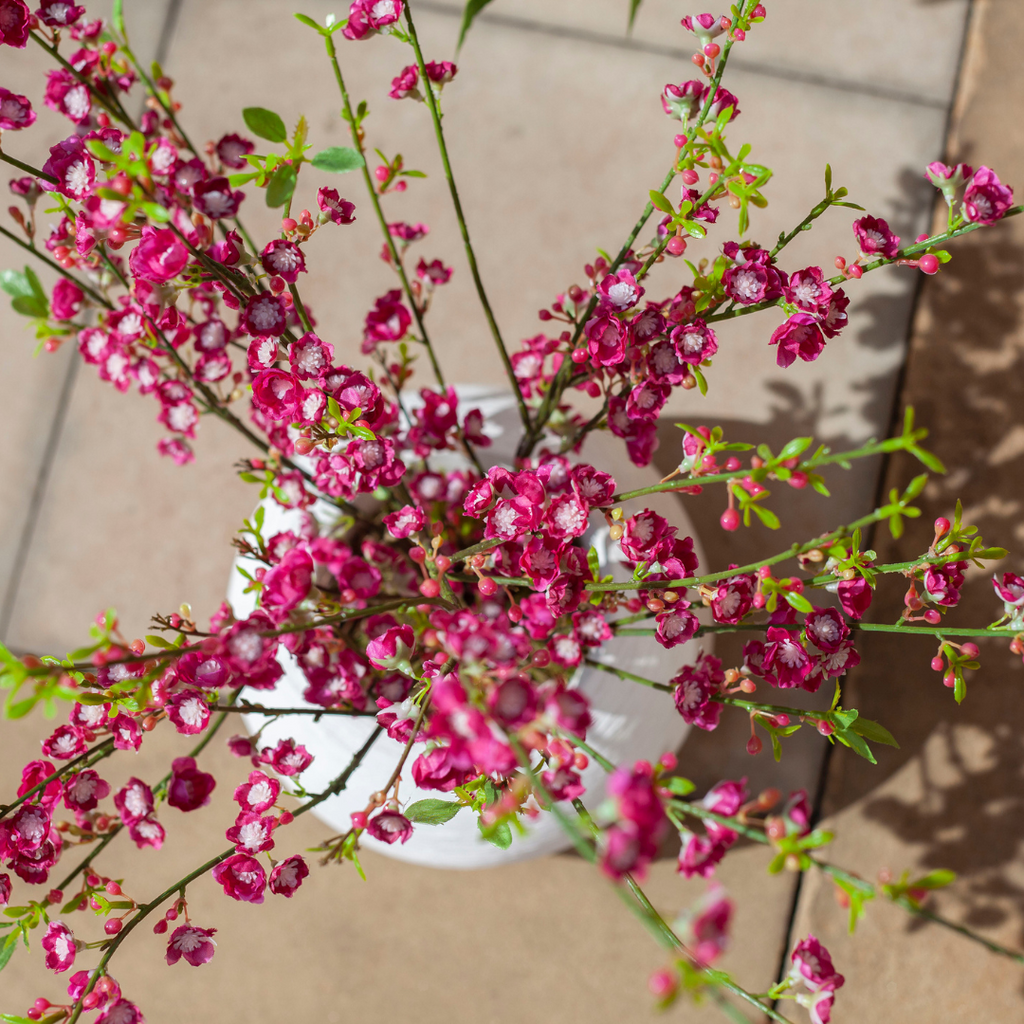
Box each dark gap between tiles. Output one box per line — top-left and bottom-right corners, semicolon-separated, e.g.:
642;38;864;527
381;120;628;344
766;0;980;1008
0;353;80;642
415;0;949;109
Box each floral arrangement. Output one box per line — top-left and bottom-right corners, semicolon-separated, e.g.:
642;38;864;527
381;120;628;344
0;0;1021;1021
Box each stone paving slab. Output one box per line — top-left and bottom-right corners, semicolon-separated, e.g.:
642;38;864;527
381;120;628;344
787;1;1024;1019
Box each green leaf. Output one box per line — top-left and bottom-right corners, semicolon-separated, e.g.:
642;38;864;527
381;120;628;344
144;634;174;649
909;446;946;474
648;190;675;215
587;546;601;581
627;0;643;31
691;364;708;397
456;0;496;52
111;0;126;36
11;295;47;318
310;147;364;173
851;717;899;748
228;171;260;188
750;504;781;530
824;163;832;194
480;818;512;849
293;12;324;31
243;107;287;144
404;798;462;825
0;269;33;299
835;729;877;764
911;869;956;890
799;829;834;850
265;165;297;209
777;436;813;461
665;776;695;797
0;932;18;974
784;590;813;614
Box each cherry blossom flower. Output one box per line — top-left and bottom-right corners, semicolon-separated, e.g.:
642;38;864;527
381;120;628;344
367;809;413;844
167;757;217;812
165;924;217;966
0;87;34;128
672;653;724;731
853;215;900;260
962;166;1014;225
212;853;267;903
165;689;211;735
269;854;309;897
42;921;76;973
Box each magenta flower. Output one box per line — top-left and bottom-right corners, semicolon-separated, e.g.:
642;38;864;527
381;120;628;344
542;766;585;802
128;226;189;283
0;86;34;128
192;176;245;219
366;624;415;671
671;319;719;364
0;0;31;46
261;737;314;777
269;854;309;897
288;332;334;380
94;999;144;1024
42;921;76;973
114;778;155;824
389;64;420;100
342;0;404;40
42;724;86;760
44;68;91;124
63;770;110;815
261;547;314;618
367;809;414;845
317;187;356;225
242;292;289;337
820;289;850;338
962;166;1014;225
585;314;628;366
836;576;872;620
165;689;211;735
37;2;85;26
597;268;644;311
661;79;704;121
362;289;411;349
166;757;217;812
0;873;10;905
710;572;755;625
19;759;62;810
252;368;303;421
689;888;733;965
790;934;844;992
762;627;811;688
42;137;96;201
785;266;832;314
234;770;281;814
853;214;900;259
226;810;276;854
111;713;142;752
678;832;726;879
165;924;217;966
261;239;306;283
50;278;84;321
804;607;849;653
383;504;426;539
672;653;724;731
212;853;267;903
654;604;700;648
769;312;826;368
215;132;254;169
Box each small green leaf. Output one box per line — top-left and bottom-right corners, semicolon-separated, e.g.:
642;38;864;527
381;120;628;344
228;171;260;188
0;269;33;299
777;436;813;461
293;12;324;31
0;932;19;974
11;296;47;318
111;0;126;36
144;635;174;649
587;546;601;581
457;0;496;52
911;869;956;890
265;165;297;209
835;729;877;764
665;776;695;797
627;0;643;31
648;190;675;215
480;818;512;849
851;717;899;748
243;107;287;144
404;798;461;825
311;147;365;173
750;504;781;530
784;590;813;614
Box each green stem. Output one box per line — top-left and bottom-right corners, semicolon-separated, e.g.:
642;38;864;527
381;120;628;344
288;281;314;333
0;739;115;821
0;150;57;183
614;622;1024;641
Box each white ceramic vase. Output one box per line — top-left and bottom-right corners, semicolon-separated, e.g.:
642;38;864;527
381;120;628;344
227;387;706;869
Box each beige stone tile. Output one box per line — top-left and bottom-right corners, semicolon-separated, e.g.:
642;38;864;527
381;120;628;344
417;0;969;103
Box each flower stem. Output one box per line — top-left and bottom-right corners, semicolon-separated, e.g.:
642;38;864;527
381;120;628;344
0;224;112;308
0;149;57;183
402;0;531;436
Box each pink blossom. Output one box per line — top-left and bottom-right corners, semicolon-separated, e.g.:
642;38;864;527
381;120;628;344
542;766;585;802
42;137;95;200
672;653;724;731
585;314;628;366
425;60;457;84
708;86;740;121
62;769;110;815
243;293;288;337
288;332;333;380
252;368;303;420
853;215;900;259
128;226;189;283
110;712;143;751
19;759;62;811
193;176;244;219
44;68;91;124
411;745;473;792
688;887;733;965
367;809;413;845
0;0;30;46
165;689;211;735
836;577;872;620
417;257;453;284
762;627;812;688
42;921;76;973
94;999;144;1024
0;86;34;128
597;268;644;311
671;318;718;365
655;605;700;648
790;934;844;992
0;873;10;905
662;79;704;120
342;0;404;40
215;132;254;169
226;810;276;854
269;854;309;897
261;239;306;283
678;832;726;879
212;853;267;903
770;312;826;368
362;288;411;350
234;770;280;814
261;547;313;618
620;509;673;562
711;572;755;625
42;724;86;760
383;504;426;539
366;624;415;670
317;187;356;225
785;267;833;314
114;778;154;824
962;166;1014;224
821;288;850;338
389;64;419;100
36;2;85;25
167;757;216;812
166;923;217;966
261;737;313;776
